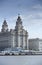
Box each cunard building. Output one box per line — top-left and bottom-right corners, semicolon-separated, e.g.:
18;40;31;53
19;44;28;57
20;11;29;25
0;15;28;50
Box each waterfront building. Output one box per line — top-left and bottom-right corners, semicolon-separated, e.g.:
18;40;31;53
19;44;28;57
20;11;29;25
29;38;42;51
0;15;28;50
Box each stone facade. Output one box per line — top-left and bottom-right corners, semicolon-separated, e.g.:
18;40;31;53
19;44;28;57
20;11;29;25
0;15;28;50
29;38;42;51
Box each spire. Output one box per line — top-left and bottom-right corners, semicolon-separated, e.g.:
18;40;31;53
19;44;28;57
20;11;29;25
17;14;21;22
1;20;8;32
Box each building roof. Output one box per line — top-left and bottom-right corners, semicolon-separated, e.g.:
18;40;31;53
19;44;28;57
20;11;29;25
3;20;8;26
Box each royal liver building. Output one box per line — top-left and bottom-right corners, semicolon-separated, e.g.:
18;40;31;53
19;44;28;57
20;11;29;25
0;15;28;50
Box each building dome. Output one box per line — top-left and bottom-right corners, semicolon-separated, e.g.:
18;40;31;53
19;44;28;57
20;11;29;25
1;20;8;32
15;15;23;30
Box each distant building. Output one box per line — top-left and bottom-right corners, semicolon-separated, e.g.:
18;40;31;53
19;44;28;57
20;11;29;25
29;38;42;51
0;15;28;50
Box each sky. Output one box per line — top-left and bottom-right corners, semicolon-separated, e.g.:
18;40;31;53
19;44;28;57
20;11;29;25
0;0;42;38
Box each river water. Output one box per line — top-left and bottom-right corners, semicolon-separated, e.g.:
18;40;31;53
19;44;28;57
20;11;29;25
0;56;42;65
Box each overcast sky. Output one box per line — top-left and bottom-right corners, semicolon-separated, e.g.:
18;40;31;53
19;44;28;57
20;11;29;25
0;0;42;38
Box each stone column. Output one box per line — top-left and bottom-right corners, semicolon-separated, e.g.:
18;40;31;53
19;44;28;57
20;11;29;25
18;35;20;47
12;35;15;48
27;36;28;50
23;35;26;49
20;35;23;48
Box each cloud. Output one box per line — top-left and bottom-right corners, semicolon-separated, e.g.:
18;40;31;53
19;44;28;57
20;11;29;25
32;4;42;9
0;0;42;38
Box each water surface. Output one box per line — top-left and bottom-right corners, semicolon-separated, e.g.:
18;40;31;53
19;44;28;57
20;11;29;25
0;56;42;65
